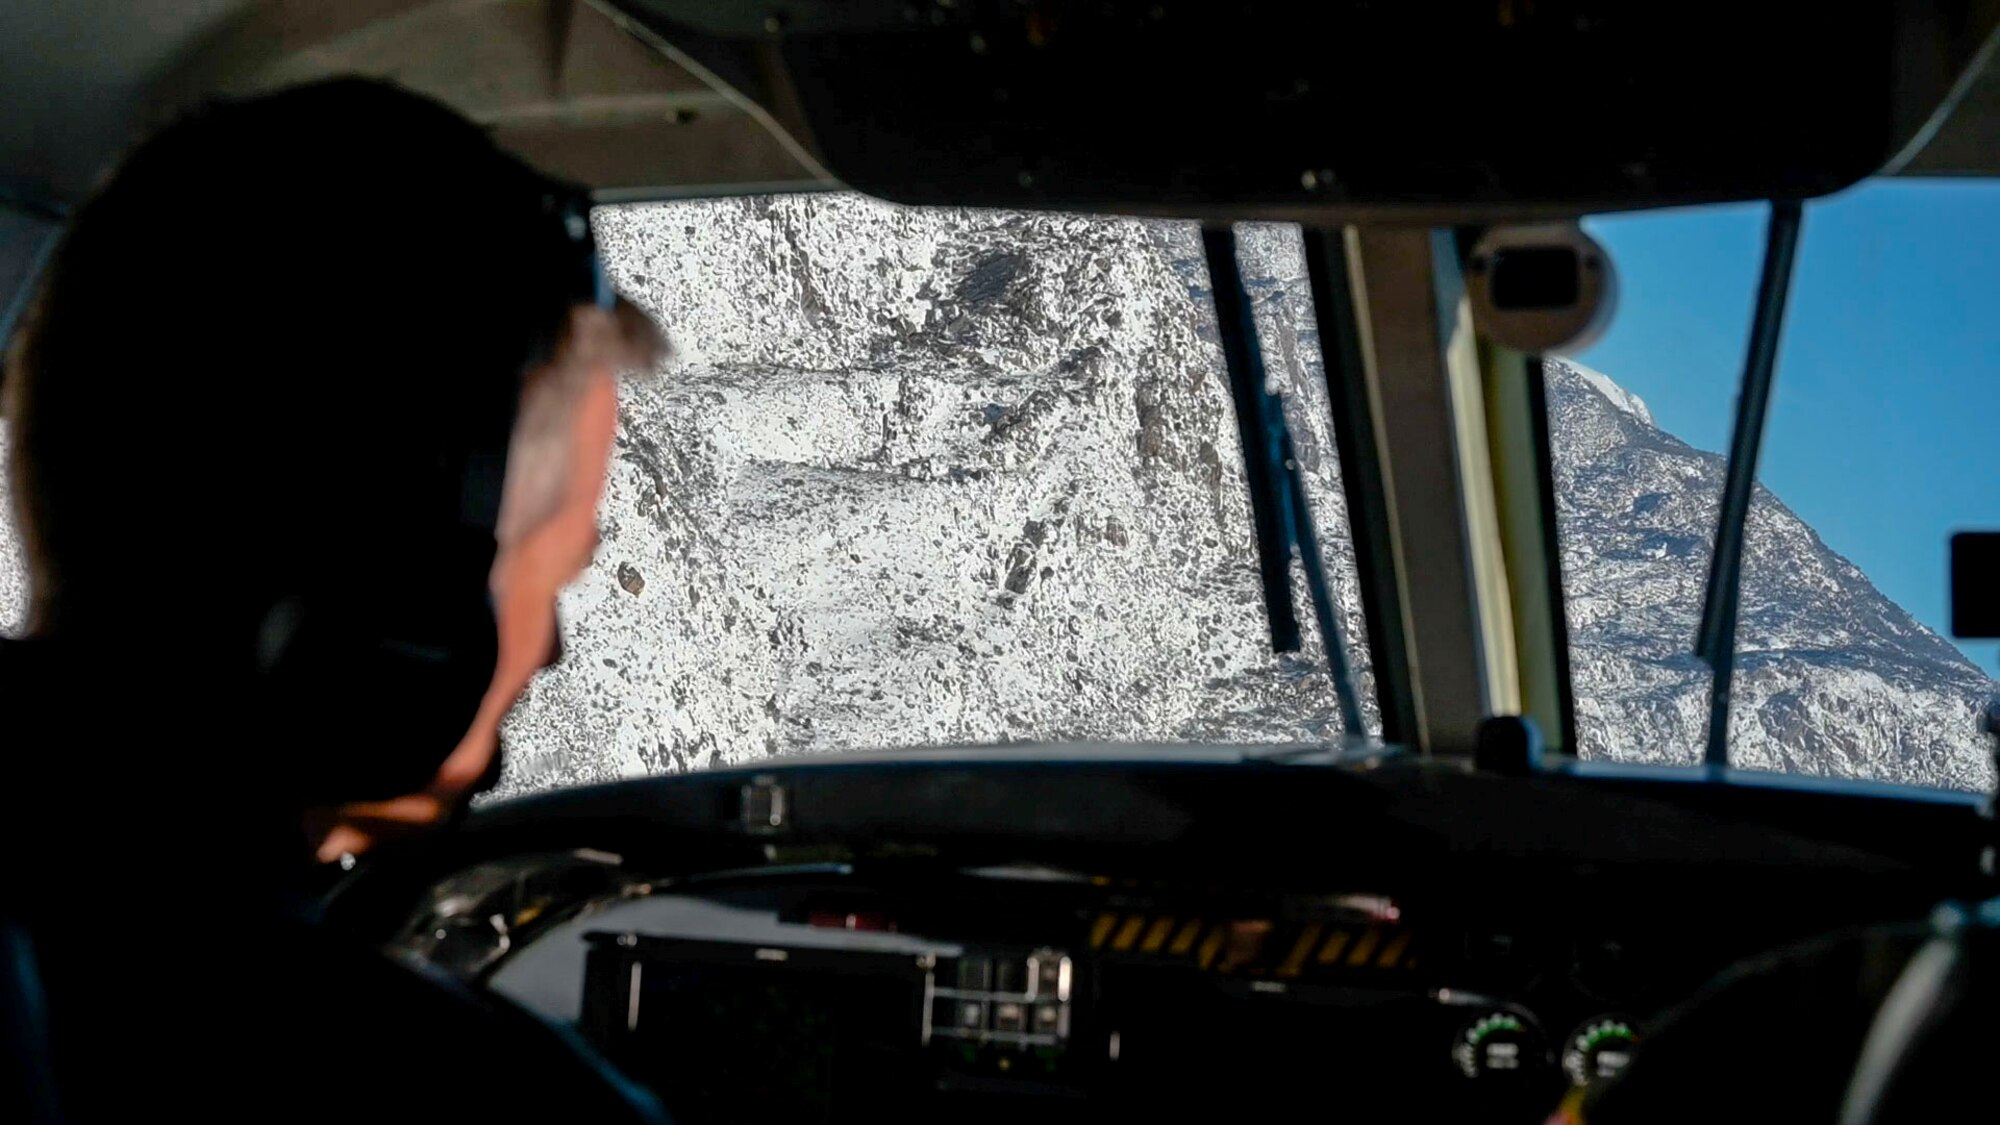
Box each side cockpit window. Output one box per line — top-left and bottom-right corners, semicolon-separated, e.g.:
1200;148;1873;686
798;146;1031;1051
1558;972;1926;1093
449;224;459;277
1552;186;1999;792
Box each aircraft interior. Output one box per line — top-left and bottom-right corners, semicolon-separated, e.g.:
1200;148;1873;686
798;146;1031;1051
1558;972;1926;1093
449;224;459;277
4;3;2000;1122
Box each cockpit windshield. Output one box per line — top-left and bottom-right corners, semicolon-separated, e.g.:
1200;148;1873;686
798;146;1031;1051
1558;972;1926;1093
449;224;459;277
1;186;1988;794
435;198;1376;793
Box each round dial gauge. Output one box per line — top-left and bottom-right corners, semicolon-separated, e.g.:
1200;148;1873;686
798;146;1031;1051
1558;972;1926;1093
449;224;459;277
1563;1017;1640;1087
1452;1009;1547;1081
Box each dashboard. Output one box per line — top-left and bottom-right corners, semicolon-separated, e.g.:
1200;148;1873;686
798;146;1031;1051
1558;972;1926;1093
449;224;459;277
346;749;1990;1123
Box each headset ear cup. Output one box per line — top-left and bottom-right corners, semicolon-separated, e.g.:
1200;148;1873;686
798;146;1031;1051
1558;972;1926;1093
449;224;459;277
258;583;499;803
355;598;498;799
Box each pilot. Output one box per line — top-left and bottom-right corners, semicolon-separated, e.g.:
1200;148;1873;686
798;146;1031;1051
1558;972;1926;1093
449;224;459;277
0;79;667;1121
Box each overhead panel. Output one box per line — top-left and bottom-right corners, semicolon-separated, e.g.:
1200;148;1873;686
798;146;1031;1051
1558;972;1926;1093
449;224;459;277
0;0;253;205
617;0;1997;220
8;0;2000;212
1883;0;2000;175
150;0;836;199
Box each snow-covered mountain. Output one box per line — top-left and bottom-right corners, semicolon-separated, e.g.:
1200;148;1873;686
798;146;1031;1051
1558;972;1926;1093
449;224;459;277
0;195;1989;792
1547;356;1996;788
482;200;1376;791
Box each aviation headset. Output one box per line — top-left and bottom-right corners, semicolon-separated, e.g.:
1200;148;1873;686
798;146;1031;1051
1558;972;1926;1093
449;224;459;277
256;176;617;805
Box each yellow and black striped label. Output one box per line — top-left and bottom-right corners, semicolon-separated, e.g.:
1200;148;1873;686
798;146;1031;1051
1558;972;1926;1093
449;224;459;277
1087;913;1417;976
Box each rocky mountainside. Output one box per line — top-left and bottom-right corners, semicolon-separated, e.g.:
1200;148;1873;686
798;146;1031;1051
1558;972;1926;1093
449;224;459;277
1546;356;1995;788
480;199;1374;792
0;195;1989;792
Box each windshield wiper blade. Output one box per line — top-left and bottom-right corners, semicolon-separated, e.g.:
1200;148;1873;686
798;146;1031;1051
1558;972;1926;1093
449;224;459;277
1696;199;1804;769
1203;226;1367;738
1282;414;1369;738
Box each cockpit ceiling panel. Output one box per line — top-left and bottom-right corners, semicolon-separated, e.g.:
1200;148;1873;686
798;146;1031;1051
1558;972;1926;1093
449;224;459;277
621;0;2000;219
3;1;1996;214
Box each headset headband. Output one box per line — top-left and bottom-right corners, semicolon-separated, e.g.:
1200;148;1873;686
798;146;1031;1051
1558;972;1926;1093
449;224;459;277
455;178;613;535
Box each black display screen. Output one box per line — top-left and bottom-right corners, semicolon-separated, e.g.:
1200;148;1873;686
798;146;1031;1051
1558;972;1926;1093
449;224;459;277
581;935;930;1125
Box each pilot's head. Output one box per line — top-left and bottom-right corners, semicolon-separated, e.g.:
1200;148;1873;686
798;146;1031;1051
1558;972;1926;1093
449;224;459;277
2;79;664;853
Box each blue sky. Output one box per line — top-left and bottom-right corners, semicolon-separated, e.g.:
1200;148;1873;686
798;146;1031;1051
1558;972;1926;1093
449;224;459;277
1573;179;1999;674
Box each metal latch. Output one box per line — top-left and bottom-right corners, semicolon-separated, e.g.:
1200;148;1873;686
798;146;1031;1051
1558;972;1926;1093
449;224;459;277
741;775;788;834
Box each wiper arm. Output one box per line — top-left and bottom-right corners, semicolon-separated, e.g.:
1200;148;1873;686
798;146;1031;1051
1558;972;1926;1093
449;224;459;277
1203;226;1367;738
1282;411;1369;739
1696;199;1804;768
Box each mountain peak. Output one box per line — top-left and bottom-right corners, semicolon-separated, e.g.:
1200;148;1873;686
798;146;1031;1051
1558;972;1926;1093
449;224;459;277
1551;356;1655;426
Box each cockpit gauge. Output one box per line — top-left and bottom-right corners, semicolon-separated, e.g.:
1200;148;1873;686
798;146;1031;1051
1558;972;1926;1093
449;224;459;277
1562;1017;1640;1088
1451;1008;1549;1082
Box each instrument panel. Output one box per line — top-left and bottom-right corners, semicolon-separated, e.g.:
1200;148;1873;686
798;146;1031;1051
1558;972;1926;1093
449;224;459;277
355;755;1986;1124
571;898;1643;1122
390;855;1672;1124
